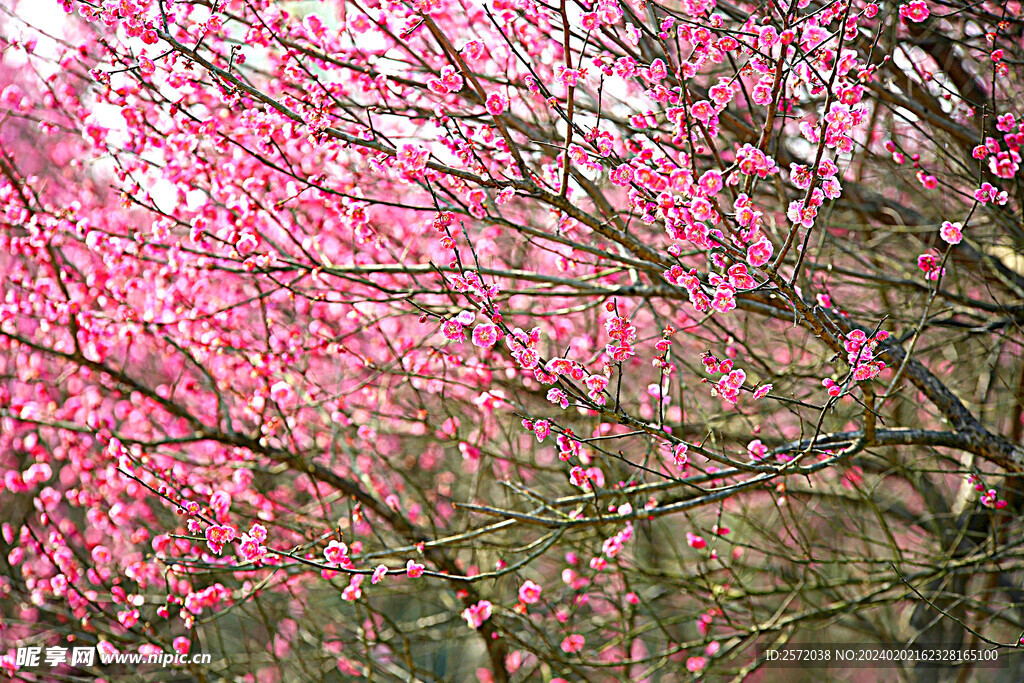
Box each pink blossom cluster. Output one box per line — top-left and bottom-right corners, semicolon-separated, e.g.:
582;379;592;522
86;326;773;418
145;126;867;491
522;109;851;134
605;314;637;362
462;600;492;629
843;329;889;382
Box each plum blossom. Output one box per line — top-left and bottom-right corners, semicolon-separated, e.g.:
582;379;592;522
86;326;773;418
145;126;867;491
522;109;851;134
974;182;1008;205
747;238;773;267
396;144;430;176
584;374;609;404
561;634;585;653
427;65;464;94
205;525;235;554
471;323;502;348
747;440;768;461
602;523;634;557
917;251;945;281
442;320;466;341
547;388;570;409
518;580;542;604
610;165;634;186
485;91;508;116
714;369;746;404
324;540;350;565
269;380;296;406
673;443;689;469
988;151;1020;179
939;221;963;245
557;432;582;461
238;533;265;563
899;0;930;22
342;575;363;601
462;600;493;629
569;466;589;488
697;169;723;196
533;419;551;442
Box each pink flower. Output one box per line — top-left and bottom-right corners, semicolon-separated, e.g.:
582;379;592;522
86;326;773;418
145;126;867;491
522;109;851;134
471;323;501;348
485;92;508;116
988;151;1020;179
647;58;667;82
711;284;736;313
238;534;264;562
91;545;112;564
210;490;231;522
438;65;463;92
686;532;706;549
751;81;773;105
371;564;388;584
899;0;930;22
747;238;773;267
205;525;235;554
534;419;551;442
442;320;465;341
236;232;258;254
727;263;756;289
939;221;962;245
556;66;580;87
461;600;493;629
547;388;569;409
610;165;634;186
269;380;295;405
747;439;768;461
584;374;609;403
397;143;429;175
973;182;1007;204
569;466;589;488
673;443;689;469
172;637;190;655
324;540;348;564
753;384;773;399
118;608;140;628
406;560;425;578
917;251;944;280
518;580;542;604
697;169;723;196
561;634;585;653
687;656;708;672
342;575;363;601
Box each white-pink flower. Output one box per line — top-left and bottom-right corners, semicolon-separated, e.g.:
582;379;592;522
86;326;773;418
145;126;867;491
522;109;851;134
518;580;542;604
899;0;930;22
342;575;363;601
324;540;348;564
471;323;501;348
534;419;551;442
747;238;773;267
461;600;492;629
269;380;295;405
939;221;962;245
